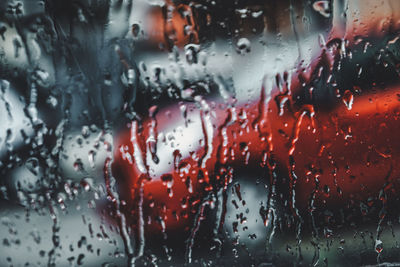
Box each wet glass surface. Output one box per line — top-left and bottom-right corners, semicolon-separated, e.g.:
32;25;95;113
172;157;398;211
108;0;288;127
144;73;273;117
1;0;400;266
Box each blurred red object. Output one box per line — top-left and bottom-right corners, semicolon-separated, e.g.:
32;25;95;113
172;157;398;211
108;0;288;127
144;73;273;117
113;0;400;234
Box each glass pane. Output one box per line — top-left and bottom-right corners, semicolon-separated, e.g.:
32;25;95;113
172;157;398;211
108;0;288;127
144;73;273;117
1;0;400;266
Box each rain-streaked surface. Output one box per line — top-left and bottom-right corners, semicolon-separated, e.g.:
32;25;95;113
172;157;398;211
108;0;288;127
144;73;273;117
1;0;400;266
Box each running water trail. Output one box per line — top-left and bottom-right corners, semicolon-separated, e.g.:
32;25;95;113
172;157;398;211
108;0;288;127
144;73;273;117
197;96;214;185
103;132;135;266
185;194;213;264
147;105;159;164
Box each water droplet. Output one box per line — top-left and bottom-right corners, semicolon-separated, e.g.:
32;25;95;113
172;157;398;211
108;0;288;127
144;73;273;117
236;38;251;54
342;90;354;110
313;1;331;18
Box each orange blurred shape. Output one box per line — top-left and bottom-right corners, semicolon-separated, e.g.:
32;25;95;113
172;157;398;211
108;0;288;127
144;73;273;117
144;2;199;49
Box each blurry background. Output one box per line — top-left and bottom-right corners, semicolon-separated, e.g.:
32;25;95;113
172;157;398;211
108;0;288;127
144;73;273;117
1;0;400;266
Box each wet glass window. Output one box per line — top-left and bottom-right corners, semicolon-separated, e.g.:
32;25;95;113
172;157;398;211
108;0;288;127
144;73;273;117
1;0;400;266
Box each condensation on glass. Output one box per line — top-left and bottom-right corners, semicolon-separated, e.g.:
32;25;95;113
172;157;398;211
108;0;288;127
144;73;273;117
0;0;400;266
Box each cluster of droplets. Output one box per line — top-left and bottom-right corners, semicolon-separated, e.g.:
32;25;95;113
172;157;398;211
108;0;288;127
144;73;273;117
1;0;400;266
